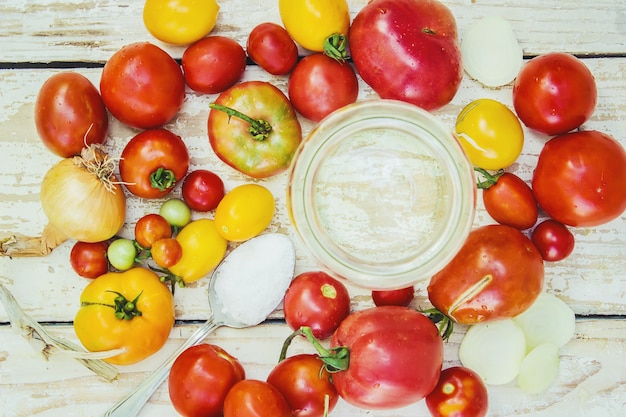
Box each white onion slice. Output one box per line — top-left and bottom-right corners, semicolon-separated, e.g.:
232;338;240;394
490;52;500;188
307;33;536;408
459;319;527;385
461;16;523;87
517;343;560;394
513;292;576;350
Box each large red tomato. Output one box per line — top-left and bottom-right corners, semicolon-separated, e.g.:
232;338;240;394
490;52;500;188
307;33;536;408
532;130;626;226
100;42;185;129
119;128;190;199
349;0;462;111
428;224;545;324
169;344;245;417
425;366;488;417
35;71;108;157
513;52;597;135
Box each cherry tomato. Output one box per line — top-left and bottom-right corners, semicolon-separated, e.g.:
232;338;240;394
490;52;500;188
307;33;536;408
283;271;351;339
288;53;358;122
532;130;626;227
160;198;192;229
69;240;109;279
134;213;172;249
223;379;291;417
107;238;137;271
371;286;415;307
182;36;247;94
169;343;245;417
119;129;190;199
531;219;576;262
267;354;338;417
513;52;597;135
143;0;219;45
213;184;275;242
100;42;185;129
425;366;489;417
181;169;225;212
246;22;299;75
455;99;524;170
34;72;108;158
151;238;183;268
476;169;538;230
428;224;545;324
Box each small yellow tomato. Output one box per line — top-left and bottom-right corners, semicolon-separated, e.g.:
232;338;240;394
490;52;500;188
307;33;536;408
278;0;350;52
214;184;275;242
169;218;228;283
143;0;220;45
455;98;524;170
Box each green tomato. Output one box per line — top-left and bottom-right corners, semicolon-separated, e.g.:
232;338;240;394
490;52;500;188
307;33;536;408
160;198;192;228
107;238;137;271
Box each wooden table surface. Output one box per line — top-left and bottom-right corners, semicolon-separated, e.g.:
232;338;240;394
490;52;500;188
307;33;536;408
1;1;625;416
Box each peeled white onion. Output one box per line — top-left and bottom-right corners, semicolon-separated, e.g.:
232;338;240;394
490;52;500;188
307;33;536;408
517;343;561;394
461;15;523;87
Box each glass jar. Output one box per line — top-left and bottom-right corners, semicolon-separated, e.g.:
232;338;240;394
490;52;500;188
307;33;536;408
287;99;476;290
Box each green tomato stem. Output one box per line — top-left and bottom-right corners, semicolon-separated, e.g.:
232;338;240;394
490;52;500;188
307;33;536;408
81;290;143;321
209;103;273;141
475;167;504;190
149;167;178;192
279;326;350;373
324;33;349;62
421;307;454;342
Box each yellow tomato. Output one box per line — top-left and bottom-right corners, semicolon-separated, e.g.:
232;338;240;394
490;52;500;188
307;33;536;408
74;268;175;365
214;184;275;242
278;0;350;52
143;0;219;45
455;98;524;170
169;218;228;283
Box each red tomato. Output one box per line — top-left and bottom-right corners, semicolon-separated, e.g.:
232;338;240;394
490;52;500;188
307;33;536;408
288;53;358;122
330;306;443;410
181;170;225;212
283;271;351;339
134;213;172;249
513;52;597;135
531;219;576;262
151;237;183;268
100;42;185;129
371;286;415;307
532;130;626;227
247;22;299;75
119;128;190;199
182;36;247;94
477;169;538;230
425;366;489;417
34;71;108;158
428;224;545;324
223;379;291;417
69;240;109;279
267;354;338;417
169;344;245;417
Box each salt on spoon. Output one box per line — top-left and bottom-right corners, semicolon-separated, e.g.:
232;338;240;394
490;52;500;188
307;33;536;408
103;233;296;417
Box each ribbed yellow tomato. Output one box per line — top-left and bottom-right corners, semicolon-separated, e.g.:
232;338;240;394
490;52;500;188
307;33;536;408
143;0;219;45
455;98;524;170
214;184;275;242
278;0;350;52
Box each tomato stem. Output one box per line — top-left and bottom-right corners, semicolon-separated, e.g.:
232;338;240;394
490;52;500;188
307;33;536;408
81;290;143;321
323;33;348;62
149;167;178;192
280;327;350;373
209;103;273;141
421;308;454;341
474;167;504;189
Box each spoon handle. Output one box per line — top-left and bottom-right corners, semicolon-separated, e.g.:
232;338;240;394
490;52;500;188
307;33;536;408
102;317;222;417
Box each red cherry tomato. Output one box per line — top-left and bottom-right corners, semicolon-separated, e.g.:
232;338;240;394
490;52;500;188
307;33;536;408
100;42;185;129
425;366;489;417
283;271;351;339
151;238;183;268
181;169;225;212
34;72;108;158
531;219;576;262
169;344;245;417
371;286;415;307
247;22;298;75
288;53;358;122
119;128;190;199
223;379;291;417
267;354;339;417
513;52;597;135
182;36;247;94
134;213;172;249
69;240;109;279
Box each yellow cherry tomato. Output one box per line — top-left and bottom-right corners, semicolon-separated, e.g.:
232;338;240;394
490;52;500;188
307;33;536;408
143;0;220;45
214;184;275;242
169;218;228;283
455;98;524;170
278;0;350;52
74;268;175;365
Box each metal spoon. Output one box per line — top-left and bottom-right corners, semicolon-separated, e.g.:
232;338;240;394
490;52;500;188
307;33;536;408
103;233;296;417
